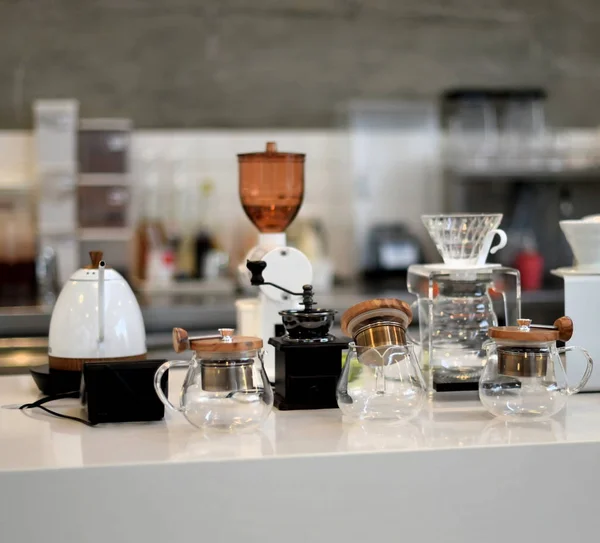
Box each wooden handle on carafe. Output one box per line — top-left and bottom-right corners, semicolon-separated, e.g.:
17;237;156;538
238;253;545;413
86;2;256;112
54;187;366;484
554;316;574;342
528;316;574;342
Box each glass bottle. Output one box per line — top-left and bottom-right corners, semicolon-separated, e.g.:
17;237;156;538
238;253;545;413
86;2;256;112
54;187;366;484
154;328;273;431
479;317;593;419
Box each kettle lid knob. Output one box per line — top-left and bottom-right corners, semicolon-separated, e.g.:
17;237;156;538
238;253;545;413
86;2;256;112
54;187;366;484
88;251;104;269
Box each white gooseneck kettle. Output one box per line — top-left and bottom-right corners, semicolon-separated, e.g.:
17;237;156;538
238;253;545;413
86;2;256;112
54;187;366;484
48;251;147;372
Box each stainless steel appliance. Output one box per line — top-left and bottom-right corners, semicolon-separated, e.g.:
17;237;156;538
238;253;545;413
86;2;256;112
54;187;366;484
363;223;422;279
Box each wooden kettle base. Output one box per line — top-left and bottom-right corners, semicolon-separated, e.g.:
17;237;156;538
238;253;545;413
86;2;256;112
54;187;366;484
49;353;147;372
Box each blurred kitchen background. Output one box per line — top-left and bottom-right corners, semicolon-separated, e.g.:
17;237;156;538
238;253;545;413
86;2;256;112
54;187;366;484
1;0;600;366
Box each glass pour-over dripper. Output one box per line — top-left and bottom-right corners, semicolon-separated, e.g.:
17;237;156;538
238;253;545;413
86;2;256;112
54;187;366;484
238;142;305;233
422;213;507;268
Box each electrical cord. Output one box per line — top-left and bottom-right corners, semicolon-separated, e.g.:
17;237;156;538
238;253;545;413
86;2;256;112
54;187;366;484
19;391;97;427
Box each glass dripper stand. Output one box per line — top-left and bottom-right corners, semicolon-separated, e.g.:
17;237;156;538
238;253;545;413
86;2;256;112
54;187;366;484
407;265;521;394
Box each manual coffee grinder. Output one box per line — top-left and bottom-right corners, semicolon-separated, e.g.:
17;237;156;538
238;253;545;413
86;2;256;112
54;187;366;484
247;260;348;410
407;214;521;394
236;142;313;381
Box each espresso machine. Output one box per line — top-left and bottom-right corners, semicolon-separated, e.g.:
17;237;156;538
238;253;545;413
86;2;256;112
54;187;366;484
407;213;521;393
236;142;313;379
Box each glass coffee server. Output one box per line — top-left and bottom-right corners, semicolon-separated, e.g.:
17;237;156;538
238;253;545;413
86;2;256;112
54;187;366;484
407;214;521;394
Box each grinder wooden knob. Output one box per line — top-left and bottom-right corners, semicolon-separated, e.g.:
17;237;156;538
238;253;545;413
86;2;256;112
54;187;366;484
172;327;190;353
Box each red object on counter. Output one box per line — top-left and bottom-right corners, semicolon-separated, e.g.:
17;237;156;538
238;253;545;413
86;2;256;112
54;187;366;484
514;250;544;291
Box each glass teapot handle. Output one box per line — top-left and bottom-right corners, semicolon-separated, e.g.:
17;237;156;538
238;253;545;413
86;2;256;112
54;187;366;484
154;360;191;412
557;346;594;395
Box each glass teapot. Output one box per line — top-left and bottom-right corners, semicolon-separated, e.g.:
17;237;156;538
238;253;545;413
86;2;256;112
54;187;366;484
337;299;426;421
154;328;273;431
479;317;593;419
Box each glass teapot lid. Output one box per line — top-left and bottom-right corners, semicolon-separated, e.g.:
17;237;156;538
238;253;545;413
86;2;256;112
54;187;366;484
172;327;263;354
341;298;412;350
489;317;573;343
341;298;412;338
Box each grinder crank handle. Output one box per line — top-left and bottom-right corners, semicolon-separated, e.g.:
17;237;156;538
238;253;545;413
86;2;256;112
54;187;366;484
246;260;268;286
246;260;303;296
246;260;315;310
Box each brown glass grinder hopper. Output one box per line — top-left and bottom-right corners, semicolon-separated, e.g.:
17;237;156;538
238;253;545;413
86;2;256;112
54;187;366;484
246;259;348;410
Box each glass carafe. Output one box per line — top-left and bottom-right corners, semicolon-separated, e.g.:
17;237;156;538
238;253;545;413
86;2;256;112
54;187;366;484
427;278;497;382
338;298;426;421
407;266;521;392
154;328;273;431
479;318;593;419
337;343;426;421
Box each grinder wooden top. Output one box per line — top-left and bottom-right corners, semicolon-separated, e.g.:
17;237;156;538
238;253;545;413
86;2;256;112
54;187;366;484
341;298;412;337
172;328;263;353
489;316;574;342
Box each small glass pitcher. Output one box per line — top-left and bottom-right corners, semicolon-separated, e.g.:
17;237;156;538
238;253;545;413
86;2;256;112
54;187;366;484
338;299;426;421
154;328;273;431
479;317;593;419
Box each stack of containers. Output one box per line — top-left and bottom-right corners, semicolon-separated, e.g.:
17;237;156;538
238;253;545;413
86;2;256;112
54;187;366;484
77;119;133;273
34;100;79;285
34;103;134;283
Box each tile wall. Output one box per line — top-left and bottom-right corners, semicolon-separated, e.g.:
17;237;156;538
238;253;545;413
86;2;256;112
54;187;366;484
4;126;600;280
0;129;368;277
131;130;357;277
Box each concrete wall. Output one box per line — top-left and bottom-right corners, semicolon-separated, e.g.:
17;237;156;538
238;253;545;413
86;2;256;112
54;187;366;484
0;0;599;128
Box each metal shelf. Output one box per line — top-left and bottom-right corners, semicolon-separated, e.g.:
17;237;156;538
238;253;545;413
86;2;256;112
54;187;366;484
447;166;600;182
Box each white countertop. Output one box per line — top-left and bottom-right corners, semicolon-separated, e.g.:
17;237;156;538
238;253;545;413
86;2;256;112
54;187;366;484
1;371;600;543
2;370;600;470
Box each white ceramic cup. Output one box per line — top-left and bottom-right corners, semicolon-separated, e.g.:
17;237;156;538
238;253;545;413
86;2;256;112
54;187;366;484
560;220;600;270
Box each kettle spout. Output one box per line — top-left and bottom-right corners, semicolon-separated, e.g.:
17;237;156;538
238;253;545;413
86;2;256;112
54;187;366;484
98;260;106;344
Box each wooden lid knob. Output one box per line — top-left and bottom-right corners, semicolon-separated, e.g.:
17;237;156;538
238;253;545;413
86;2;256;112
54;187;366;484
554;316;574;342
172;327;190;353
88;251;104;269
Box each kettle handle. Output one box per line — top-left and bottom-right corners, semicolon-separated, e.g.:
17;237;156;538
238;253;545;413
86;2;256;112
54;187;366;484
558;345;594;395
154;360;190;412
98;260;106;344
